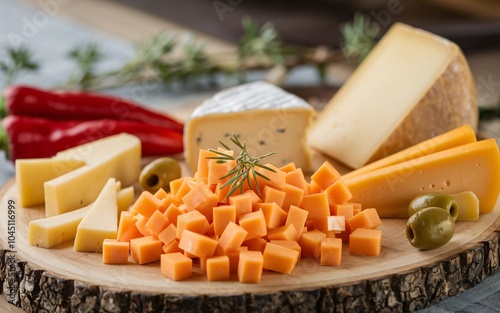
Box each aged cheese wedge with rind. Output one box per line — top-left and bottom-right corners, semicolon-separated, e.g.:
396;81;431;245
344;139;500;218
308;23;478;169
74;178;118;252
44;133;141;217
342;124;477;180
16;158;86;207
184;81;315;174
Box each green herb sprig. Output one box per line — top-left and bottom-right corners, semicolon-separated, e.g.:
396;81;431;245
340;12;380;65
0;46;38;88
206;134;276;199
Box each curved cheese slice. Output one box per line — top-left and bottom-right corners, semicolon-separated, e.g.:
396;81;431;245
344;139;500;218
184;81;315;174
308;23;478;169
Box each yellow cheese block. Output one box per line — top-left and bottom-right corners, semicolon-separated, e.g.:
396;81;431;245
28;185;133;248
44;133;141;216
74;178;118;252
308;23;478;169
16;158;85;207
344;139;500;218
342;124;477;180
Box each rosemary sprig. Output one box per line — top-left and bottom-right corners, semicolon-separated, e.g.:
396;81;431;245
340;12;380;65
0;46;39;88
66;43;104;89
206;134;276;199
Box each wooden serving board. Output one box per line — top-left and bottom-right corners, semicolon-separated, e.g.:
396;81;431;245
1;179;500;312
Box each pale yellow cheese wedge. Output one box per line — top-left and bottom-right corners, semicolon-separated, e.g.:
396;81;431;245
344;139;500;218
74;178;118;252
451;191;480;222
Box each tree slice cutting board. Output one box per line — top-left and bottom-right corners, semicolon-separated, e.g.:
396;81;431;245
1;178;499;312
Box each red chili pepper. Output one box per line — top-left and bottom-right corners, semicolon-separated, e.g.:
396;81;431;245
0;115;184;162
0;85;184;133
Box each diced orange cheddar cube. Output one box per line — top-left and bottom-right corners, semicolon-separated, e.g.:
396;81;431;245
285;205;308;237
301;193;330;219
163;239;183;254
285;168;308;192
328;215;345;232
164;203;183;227
312;217;328;234
145;210;170;236
238;251;263;284
300;230;326;259
158;223;177;246
154;188;168;200
161;252;192;281
131;191;162;218
243;190;262;210
102;239;129;264
229;193;253;221
349;228;382;256
238;210;267;241
206;255;231;281
280;162;297;173
308;181;323;194
267;223;299;241
262;186;286;208
218;222;248;252
213;205;236;236
282;183;304;212
320;238;342;266
117;211;143;242
256;163;286;191
324;180;353;205
169;177;185;199
208;159;236;185
331;203;354;219
182;180;217;222
310;161;341;190
178;230;218;258
348;208;382;232
130;236;163;265
263;242;299;274
195;149;217;180
269;240;301;262
176;210;209;239
174;178;197;201
159;194;181;213
135;215;152;237
259;202;287;229
227;246;248;274
243;237;268;253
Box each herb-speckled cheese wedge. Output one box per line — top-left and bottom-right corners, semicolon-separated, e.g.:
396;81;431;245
184;81;315;174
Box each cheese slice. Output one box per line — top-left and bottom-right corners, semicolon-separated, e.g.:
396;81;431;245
308;23;478;169
342;124;476;180
44;133;141;216
28;184;133;249
74;178;118;252
184;81;315;174
344;139;500;218
16;158;85;207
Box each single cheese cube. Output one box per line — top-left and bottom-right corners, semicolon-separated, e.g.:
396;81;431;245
256;163;286;191
308;23;478;169
178;230;218;258
213;205;236;235
301;193;330;219
218;222;248;252
174;178;196;201
285;205;308;237
348;208;382;232
194;149;216;180
269;240;301;263
310;161;341;191
164;203;183;227
281;183;304;212
300;230;326;259
206;256;231;281
169;177;186;199
320;238;342;266
74;178;118;252
131;191;162;218
145;210;170;236
324;180;353;205
182;180;218;222
161;253;192;281
229;193;253;221
158;224;177;246
243;237;268;253
102;239;129;265
45;133;141;216
450;191;480;222
259;202;287;229
154;188;168;200
238;251;263;284
238;210;267;241
267;224;299;241
280;162;297;173
185;81;315;173
16;158;85;207
332;203;354;219
117;211;143;242
130;236;163;264
176;210;209;239
349;228;382;256
263;242;299;274
208;158;234;185
135;215;152;237
262;186;286;208
243;190;262;210
285;168;308;192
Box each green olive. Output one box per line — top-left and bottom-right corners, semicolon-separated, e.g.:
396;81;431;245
139;157;181;193
408;192;459;221
406;206;455;250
